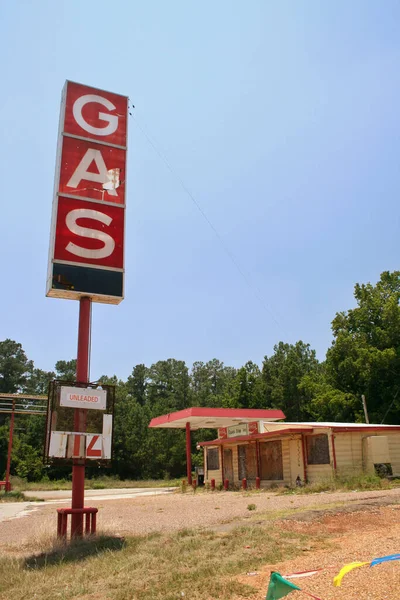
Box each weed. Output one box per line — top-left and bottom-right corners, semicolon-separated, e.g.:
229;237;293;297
0;522;315;600
0;491;43;503
279;473;397;495
10;475;181;492
247;503;256;511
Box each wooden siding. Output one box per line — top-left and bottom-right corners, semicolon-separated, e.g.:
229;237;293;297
334;431;400;476
305;429;334;483
204;430;400;486
334;432;363;476
207;469;223;484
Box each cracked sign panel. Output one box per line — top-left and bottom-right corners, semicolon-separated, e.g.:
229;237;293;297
47;81;128;304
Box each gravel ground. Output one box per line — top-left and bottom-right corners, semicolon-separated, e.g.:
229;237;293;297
0;487;399;599
235;504;400;600
0;487;399;553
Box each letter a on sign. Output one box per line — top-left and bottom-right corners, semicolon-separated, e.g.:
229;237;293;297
86;434;102;459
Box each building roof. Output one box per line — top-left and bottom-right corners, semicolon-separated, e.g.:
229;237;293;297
199;421;400;447
263;422;400;432
199;427;312;446
148;407;286;430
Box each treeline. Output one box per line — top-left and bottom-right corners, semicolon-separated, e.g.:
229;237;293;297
0;271;399;481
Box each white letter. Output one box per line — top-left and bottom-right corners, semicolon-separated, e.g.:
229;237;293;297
67;148;118;196
65;208;115;260
73;94;118;136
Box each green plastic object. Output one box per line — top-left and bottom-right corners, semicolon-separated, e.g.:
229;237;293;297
266;572;301;600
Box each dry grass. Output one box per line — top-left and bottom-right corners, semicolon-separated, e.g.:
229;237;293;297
11;475;181;492
0;490;43;503
279;474;398;495
0;522;314;600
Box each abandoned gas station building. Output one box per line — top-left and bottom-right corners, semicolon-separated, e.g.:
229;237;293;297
149;408;400;486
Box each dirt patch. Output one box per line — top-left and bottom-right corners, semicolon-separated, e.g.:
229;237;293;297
235;504;400;599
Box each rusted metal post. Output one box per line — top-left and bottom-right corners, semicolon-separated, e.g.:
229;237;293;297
242;478;247;490
255;477;260;489
5;400;15;492
61;512;68;538
185;422;192;485
224;479;229;491
71;297;91;538
57;511;62;537
210;478;215;491
85;512;91;534
91;509;97;534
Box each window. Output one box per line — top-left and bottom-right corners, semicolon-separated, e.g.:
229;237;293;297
207;448;220;471
259;440;283;480
306;434;330;465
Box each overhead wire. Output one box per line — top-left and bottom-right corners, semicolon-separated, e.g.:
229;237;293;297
128;103;287;337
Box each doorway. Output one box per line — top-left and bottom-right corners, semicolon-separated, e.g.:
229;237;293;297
223;448;234;482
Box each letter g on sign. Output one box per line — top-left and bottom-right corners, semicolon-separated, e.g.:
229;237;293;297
73;94;118;136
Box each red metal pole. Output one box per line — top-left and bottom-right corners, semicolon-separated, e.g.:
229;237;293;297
71;297;91;537
255;440;260;479
5;400;15;492
185;422;192;485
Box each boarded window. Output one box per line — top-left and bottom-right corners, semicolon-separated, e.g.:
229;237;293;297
259;440;283;480
306;434;330;465
207;448;220;471
238;444;258;480
223;448;234;481
238;445;246;480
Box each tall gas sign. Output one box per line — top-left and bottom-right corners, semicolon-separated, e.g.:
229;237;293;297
47;81;128;303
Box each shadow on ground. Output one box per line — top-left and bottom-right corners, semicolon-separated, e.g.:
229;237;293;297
24;535;126;570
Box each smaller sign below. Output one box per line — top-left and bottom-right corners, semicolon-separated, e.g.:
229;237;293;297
48;429;112;460
49;432;68;458
67;433;86;459
60;386;107;410
227;423;249;438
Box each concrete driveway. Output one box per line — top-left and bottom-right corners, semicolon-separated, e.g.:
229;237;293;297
0;487;177;523
23;486;177;502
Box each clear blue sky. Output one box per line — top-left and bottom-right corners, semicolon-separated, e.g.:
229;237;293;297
1;1;399;379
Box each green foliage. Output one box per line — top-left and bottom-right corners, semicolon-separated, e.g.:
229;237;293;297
55;359;77;381
262;341;319;420
324;271;400;423
0;339;33;393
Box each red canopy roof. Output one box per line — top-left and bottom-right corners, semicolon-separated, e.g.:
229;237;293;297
149;407;285;430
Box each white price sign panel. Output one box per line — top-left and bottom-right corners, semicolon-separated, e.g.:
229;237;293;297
60;386;107;410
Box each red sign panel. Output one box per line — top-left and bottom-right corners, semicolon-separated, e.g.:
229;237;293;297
248;422;259;435
47;81;128;304
218;427;228;439
59;137;126;204
54;196;124;268
64;81;128;147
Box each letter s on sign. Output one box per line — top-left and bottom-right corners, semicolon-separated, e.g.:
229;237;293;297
73;95;118;136
65;209;115;260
